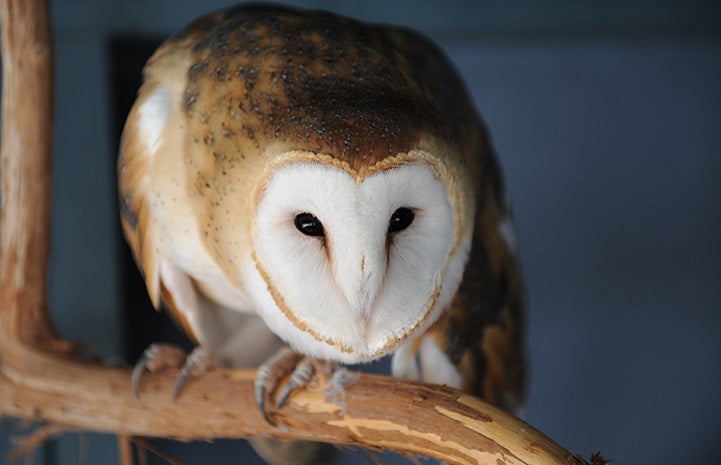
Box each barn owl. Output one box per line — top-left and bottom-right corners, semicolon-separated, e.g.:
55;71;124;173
119;4;525;463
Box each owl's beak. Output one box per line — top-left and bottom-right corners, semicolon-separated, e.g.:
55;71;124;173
332;244;384;328
328;224;389;345
355;246;386;321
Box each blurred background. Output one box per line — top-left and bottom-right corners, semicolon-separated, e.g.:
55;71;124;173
1;1;720;464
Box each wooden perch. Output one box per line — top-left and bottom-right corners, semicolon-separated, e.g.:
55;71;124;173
0;1;603;464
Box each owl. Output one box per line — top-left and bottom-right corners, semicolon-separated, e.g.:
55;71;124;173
119;4;525;463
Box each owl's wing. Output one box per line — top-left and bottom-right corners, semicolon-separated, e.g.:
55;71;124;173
118;12;285;358
118;84;202;344
117;21;215;343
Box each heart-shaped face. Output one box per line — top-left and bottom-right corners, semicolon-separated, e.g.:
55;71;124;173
245;150;472;363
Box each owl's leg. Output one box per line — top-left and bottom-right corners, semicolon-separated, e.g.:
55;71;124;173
131;343;214;399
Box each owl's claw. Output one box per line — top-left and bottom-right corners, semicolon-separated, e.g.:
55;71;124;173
172;364;192;401
131;350;151;398
131;356;147;398
254;383;275;426
254;349;349;426
172;346;213;400
254;348;312;425
277;357;315;407
131;343;212;400
131;343;186;398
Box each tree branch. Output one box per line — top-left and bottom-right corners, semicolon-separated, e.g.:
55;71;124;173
1;360;583;465
0;1;603;464
0;0;55;345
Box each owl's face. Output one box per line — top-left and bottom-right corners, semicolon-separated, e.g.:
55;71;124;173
243;150;471;363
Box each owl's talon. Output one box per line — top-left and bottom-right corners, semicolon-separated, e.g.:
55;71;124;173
131;350;151;398
131;343;186;398
130;344;212;400
172;346;213;400
254;348;304;424
255;385;277;426
172;363;192;400
254;364;271;424
277;357;315;408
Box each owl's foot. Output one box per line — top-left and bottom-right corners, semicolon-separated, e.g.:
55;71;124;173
131;343;214;399
254;348;337;425
131;343;185;397
172;345;214;399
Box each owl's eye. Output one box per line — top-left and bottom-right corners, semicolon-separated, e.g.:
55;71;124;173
294;212;325;237
388;207;414;233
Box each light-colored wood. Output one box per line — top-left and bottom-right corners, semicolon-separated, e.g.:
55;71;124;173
1;362;580;465
0;1;600;464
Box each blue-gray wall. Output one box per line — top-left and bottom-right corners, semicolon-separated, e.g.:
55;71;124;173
1;1;719;464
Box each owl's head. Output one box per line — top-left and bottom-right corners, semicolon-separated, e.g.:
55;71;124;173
244;148;473;363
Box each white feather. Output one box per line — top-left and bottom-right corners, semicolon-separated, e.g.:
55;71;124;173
159;258;283;367
137;85;172;156
418;336;464;389
390;340;420;380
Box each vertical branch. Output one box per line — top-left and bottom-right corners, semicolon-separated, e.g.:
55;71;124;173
0;0;57;347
